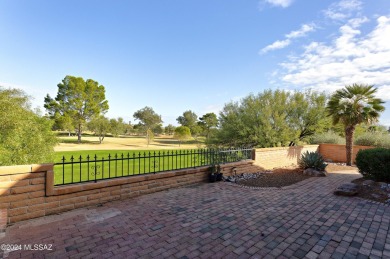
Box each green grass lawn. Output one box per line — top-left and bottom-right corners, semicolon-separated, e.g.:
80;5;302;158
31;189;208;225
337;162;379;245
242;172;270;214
54;149;220;185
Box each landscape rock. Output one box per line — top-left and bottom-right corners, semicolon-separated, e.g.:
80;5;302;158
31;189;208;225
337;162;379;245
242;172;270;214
224;172;273;183
334;183;359;196
303;168;327;177
363;180;375;187
224;176;236;182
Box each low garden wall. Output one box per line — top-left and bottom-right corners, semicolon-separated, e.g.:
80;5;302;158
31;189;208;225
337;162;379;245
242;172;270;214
0;144;374;227
253;144;375;168
253;145;319;169
319;143;374;163
0;160;261;227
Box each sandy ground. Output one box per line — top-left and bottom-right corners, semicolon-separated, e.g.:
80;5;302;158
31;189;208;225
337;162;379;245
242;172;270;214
54;136;205;152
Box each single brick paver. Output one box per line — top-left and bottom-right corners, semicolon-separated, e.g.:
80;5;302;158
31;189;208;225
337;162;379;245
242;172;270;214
1;170;390;258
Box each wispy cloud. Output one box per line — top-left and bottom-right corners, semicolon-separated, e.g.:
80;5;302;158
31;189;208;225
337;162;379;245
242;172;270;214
260;39;291;54
323;0;363;21
279;15;390;100
261;0;294;8
260;23;316;54
260;0;365;54
286;24;316;39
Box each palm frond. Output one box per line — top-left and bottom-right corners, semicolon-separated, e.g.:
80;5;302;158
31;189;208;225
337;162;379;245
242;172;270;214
326;84;385;127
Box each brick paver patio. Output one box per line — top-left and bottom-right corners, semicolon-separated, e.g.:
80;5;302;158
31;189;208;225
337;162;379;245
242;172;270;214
1;170;390;259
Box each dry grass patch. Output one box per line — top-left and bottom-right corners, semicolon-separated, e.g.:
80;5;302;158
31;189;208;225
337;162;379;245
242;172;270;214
55;135;205;152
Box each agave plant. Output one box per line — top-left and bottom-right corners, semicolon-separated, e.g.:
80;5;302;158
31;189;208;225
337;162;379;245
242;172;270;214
298;151;327;171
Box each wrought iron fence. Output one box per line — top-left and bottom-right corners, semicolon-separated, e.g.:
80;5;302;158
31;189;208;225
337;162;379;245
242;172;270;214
54;148;252;186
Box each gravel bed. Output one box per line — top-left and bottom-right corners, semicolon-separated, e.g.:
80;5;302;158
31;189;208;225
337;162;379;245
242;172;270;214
229;163;356;188
230;168;312;188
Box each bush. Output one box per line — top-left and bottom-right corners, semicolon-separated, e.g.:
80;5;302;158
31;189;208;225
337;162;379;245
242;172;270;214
356;148;390;181
0;88;58;165
354;132;390;148
298;151;327;171
310;131;345;144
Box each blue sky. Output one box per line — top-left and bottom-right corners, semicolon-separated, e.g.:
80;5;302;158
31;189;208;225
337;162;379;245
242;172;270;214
1;0;390;127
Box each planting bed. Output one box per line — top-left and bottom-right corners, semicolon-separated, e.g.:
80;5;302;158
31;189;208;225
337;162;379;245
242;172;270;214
352;178;390;204
235;163;356;188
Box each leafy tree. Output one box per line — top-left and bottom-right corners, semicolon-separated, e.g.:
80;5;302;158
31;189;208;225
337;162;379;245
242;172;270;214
287;90;329;145
153;124;164;135
109;117;127;137
0;87;57;165
367;125;388;133
164;124;176;135
58;114;74;136
44;75;109;143
211;90;329;147
146;129;155;144
326;84;385;165
324;122;371;139
199;112;218;139
126;122;134;135
132;124;143;135
177;110;198;134
50;112;74;135
88;116;110;143
174;126;191;146
191;124;203;142
133;106;162;146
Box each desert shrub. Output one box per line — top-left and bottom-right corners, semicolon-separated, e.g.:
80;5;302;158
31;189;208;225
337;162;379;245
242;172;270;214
354;132;390;148
310;131;345;144
356;148;390;181
298;151;327;171
0;88;58;165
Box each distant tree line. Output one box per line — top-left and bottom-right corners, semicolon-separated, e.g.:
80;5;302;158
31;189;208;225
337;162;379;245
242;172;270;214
175;110;218;142
1;72;386;166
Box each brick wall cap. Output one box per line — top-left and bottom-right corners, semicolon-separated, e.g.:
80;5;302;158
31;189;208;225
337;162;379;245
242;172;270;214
0;164;53;175
255;145;319;152
319;143;374;148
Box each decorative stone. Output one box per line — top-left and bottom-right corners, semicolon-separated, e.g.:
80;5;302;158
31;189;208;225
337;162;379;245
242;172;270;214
303;168;327;177
224;172;271;183
363;180;375;187
334;183;359;196
225;176;235;182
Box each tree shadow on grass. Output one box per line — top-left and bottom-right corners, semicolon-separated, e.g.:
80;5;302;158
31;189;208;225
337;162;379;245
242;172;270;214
59;139;99;144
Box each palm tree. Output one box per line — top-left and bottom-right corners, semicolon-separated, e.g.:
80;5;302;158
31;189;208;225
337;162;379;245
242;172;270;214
326;84;385;165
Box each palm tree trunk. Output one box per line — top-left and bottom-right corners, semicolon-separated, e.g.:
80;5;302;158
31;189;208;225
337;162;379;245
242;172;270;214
345;125;355;166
